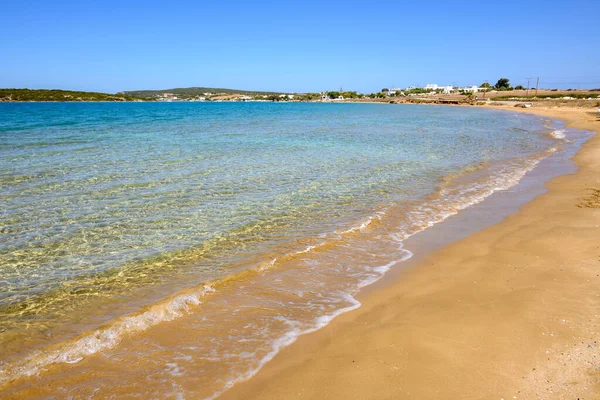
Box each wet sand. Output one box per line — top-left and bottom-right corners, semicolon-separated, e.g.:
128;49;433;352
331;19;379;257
222;106;600;399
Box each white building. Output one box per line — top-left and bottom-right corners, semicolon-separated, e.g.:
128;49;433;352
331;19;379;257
156;93;179;102
421;84;455;94
462;86;480;93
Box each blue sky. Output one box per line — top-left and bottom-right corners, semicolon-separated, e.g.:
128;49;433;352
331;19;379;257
2;0;599;93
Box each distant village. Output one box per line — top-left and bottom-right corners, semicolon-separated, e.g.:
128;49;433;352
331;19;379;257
387;84;484;95
2;81;596;103
149;82;523;103
133;82;600;110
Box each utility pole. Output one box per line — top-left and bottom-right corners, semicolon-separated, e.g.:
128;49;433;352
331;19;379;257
526;77;532;96
535;77;539;96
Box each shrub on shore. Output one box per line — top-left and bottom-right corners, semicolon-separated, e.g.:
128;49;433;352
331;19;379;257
0;88;142;102
492;93;599;100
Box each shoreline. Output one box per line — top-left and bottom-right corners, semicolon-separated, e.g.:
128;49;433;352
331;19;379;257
1;104;597;398
221;105;600;399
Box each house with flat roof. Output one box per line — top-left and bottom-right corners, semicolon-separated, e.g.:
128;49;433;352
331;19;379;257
462;86;480;93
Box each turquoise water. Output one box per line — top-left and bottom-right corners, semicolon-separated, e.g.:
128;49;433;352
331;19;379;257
0;102;560;395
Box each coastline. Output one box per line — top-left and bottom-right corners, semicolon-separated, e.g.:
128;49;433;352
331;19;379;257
1;104;598;398
221;105;600;399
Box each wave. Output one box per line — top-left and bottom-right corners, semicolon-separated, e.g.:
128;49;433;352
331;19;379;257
0;147;560;394
205;294;363;400
550;129;567;140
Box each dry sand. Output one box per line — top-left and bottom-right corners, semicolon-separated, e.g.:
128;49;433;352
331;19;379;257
221;106;600;400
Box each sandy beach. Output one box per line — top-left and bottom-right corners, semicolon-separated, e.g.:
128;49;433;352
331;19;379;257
221;105;600;400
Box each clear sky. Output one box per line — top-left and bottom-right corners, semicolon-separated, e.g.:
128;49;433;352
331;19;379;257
2;0;599;93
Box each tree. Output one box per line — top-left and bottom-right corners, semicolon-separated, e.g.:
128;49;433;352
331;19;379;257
381;88;389;93
514;85;525;90
403;87;427;95
342;91;359;99
299;93;320;101
494;78;511;90
480;82;491;88
327;91;340;99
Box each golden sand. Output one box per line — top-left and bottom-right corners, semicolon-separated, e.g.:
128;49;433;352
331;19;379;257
221;106;600;399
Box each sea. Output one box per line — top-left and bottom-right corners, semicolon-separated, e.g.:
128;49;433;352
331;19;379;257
0;102;591;398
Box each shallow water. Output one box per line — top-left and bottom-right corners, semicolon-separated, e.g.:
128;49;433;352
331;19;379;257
0;102;574;397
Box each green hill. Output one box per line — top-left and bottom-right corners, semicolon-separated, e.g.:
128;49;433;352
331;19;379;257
121;87;284;98
0;88;143;102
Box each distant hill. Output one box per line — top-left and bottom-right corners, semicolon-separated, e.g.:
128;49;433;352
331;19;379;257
0;88;143;102
120;87;284;98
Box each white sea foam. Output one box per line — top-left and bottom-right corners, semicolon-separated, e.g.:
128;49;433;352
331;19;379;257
337;210;387;235
551;129;567;139
0;285;215;385
358;249;414;289
256;257;277;272
207;244;416;400
389;151;554;244
257;243;322;272
205;293;363;400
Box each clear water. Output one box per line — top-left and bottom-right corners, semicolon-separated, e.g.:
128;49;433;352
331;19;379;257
0;102;560;396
